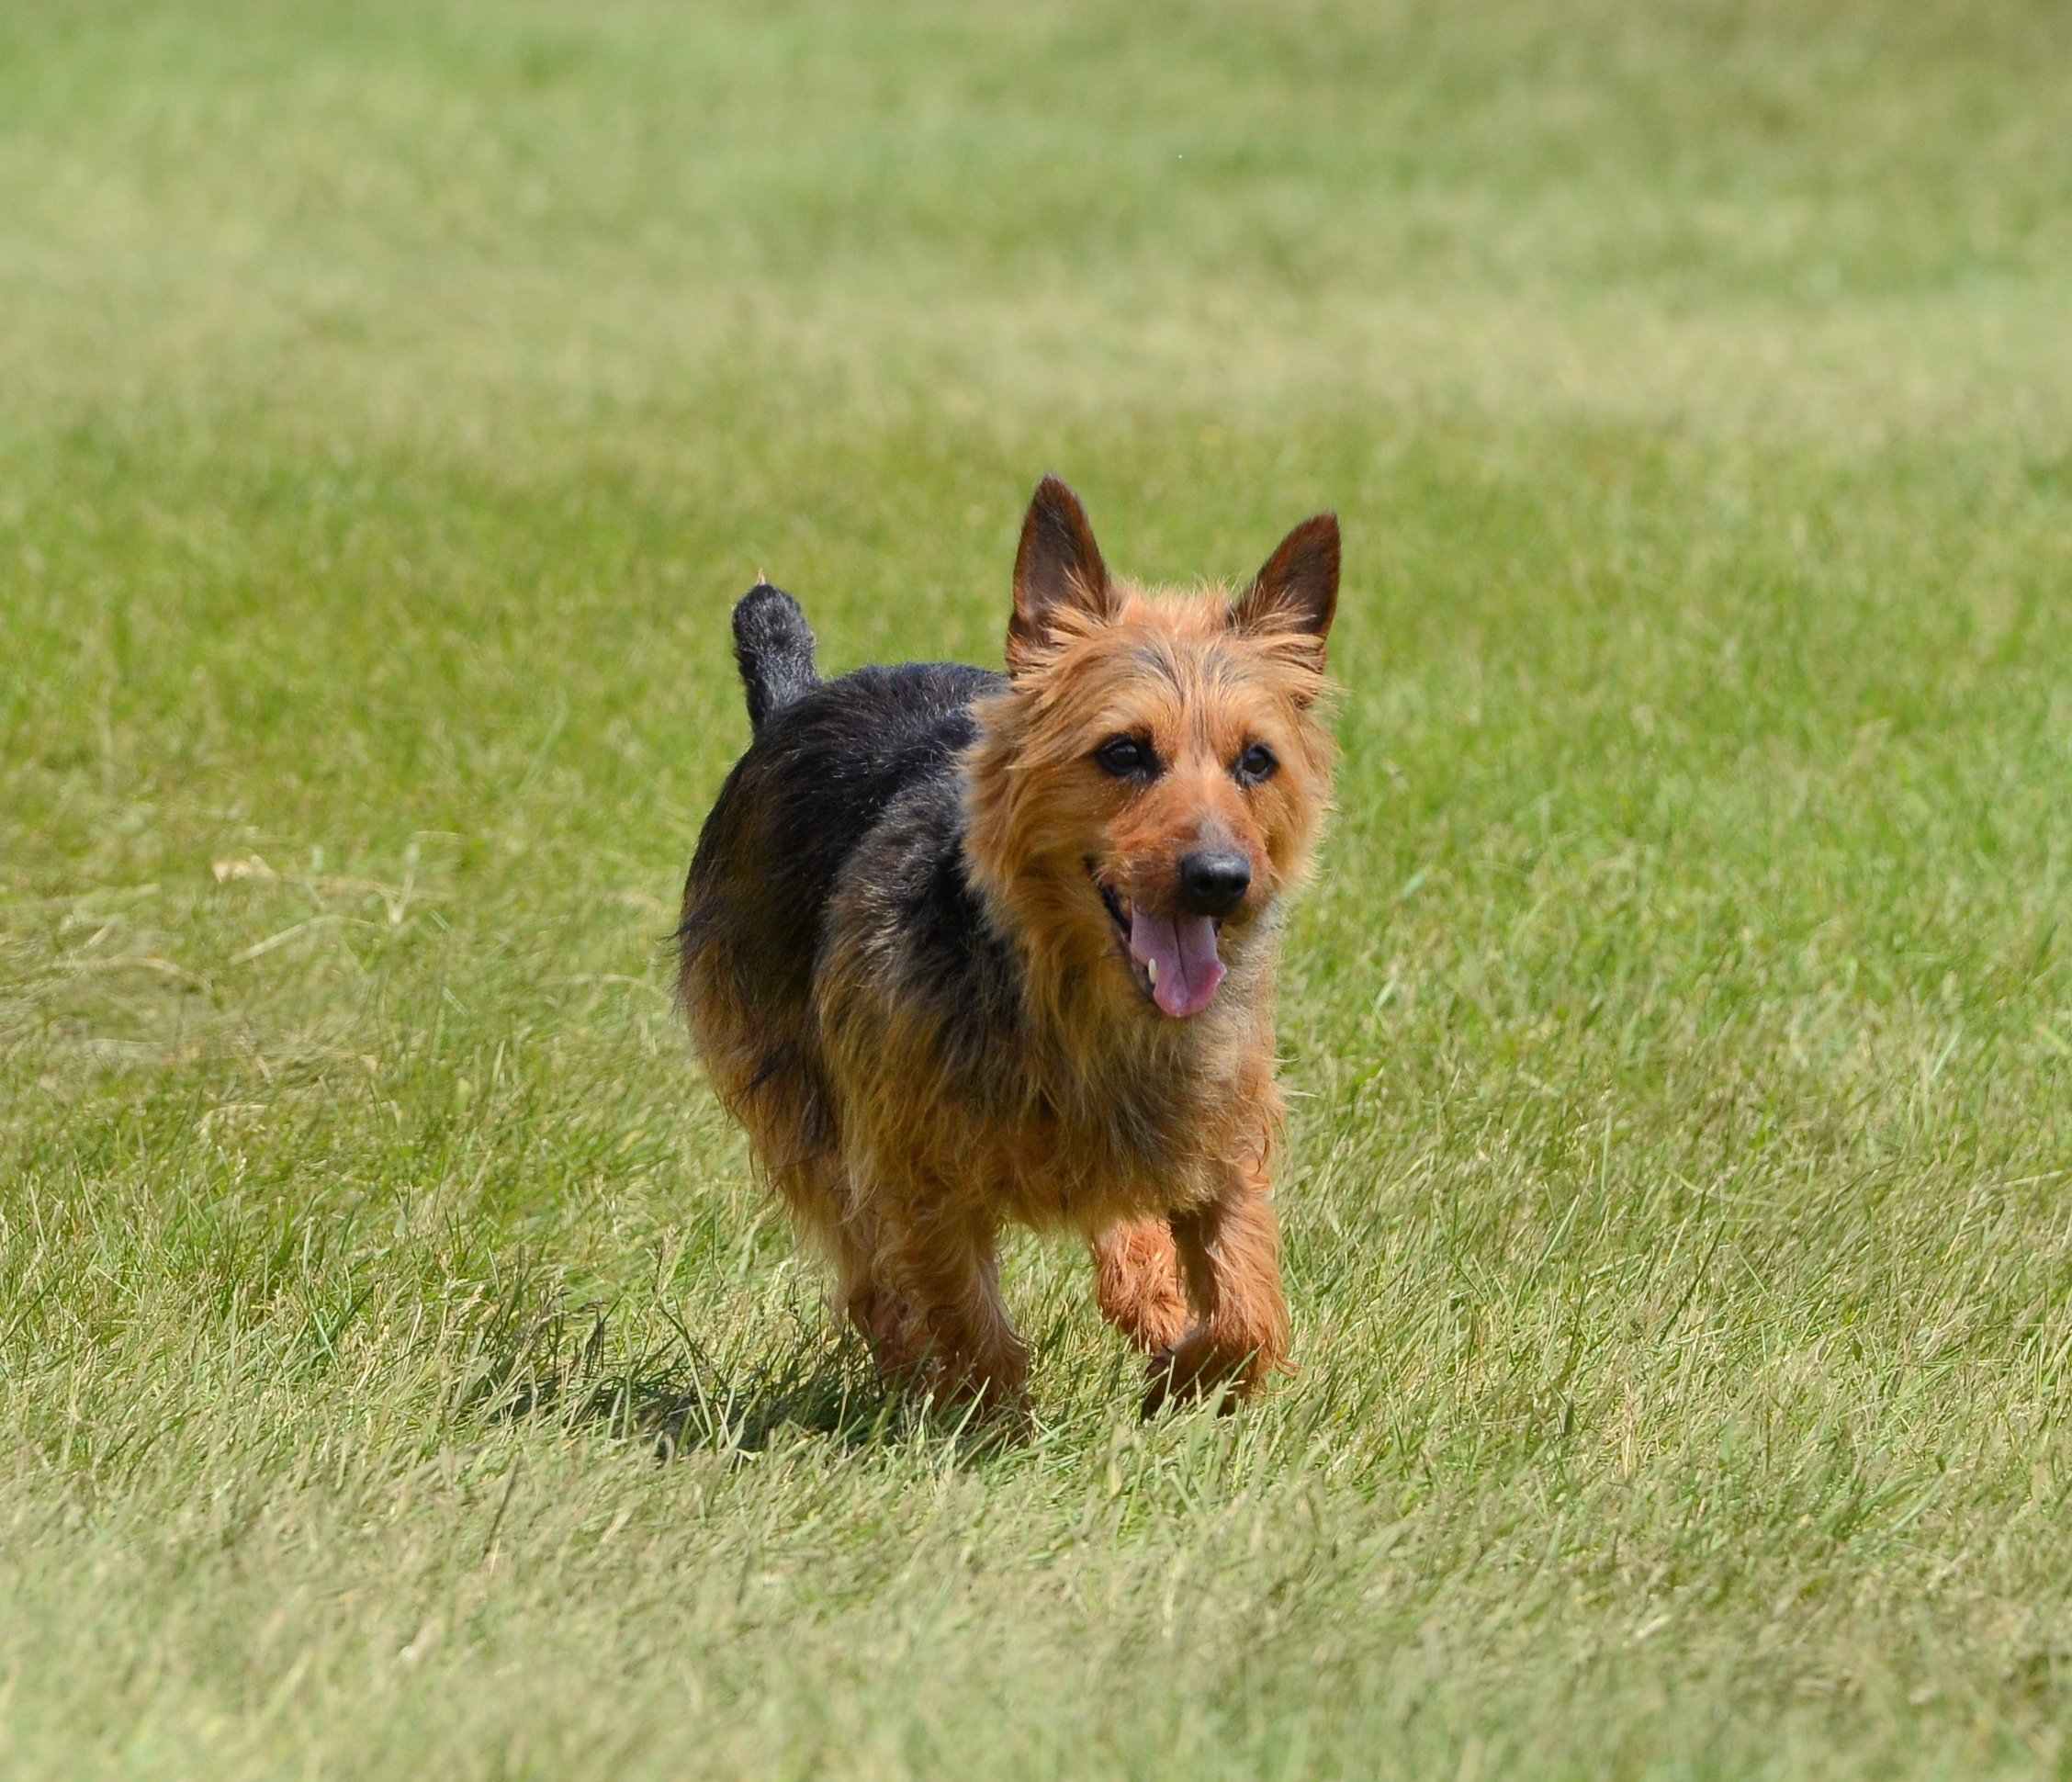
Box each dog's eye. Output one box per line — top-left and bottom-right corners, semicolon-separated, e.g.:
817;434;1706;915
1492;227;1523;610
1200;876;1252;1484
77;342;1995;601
1095;734;1157;778
1234;742;1278;786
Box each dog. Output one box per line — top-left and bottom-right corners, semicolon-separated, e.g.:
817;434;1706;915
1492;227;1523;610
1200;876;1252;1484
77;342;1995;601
677;477;1338;1414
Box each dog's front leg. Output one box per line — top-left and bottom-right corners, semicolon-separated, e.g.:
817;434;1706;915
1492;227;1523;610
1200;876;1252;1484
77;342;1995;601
873;1199;1030;1412
1089;1219;1192;1353
1143;1171;1289;1415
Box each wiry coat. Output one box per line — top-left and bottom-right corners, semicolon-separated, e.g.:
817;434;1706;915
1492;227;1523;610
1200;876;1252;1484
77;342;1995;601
679;478;1339;1411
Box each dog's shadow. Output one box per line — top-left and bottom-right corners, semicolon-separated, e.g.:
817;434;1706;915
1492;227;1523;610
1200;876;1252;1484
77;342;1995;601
480;1308;1014;1460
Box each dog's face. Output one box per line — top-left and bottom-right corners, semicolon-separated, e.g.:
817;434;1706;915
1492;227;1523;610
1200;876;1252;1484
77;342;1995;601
965;478;1338;1021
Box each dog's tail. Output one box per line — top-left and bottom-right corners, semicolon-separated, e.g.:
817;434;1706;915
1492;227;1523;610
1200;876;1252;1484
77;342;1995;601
732;581;819;735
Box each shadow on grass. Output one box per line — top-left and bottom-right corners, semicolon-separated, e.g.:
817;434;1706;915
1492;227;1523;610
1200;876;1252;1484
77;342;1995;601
465;1299;1019;1460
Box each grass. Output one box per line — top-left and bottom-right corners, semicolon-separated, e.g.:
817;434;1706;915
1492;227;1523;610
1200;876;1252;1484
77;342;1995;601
5;0;2072;1775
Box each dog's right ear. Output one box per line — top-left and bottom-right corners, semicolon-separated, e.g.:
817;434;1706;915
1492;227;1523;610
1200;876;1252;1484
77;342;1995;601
1008;476;1112;671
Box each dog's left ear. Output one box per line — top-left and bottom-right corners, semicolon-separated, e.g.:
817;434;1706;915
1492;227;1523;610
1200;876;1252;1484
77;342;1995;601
1009;476;1113;671
1232;513;1339;663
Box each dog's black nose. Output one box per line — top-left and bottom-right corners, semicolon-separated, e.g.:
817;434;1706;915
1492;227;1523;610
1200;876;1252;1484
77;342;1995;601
1177;850;1251;918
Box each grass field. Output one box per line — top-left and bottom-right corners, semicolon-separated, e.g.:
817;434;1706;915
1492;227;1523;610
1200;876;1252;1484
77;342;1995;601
6;1;2072;1775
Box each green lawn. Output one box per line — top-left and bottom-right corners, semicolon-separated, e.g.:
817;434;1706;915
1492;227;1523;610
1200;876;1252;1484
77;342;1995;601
6;2;2072;1776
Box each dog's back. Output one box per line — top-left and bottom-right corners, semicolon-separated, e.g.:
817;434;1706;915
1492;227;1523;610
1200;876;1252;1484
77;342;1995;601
677;582;1002;1159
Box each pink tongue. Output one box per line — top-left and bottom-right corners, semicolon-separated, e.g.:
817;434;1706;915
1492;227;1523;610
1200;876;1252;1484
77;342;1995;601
1128;908;1226;1019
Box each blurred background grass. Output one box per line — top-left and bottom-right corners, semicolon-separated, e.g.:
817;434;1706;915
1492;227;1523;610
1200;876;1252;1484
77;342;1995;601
5;2;2072;1777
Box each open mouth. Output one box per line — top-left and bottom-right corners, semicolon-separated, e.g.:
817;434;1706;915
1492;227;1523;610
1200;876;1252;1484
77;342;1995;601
1091;866;1227;1020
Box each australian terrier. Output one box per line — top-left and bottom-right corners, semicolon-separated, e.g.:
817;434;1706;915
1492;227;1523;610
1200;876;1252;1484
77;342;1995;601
678;478;1338;1414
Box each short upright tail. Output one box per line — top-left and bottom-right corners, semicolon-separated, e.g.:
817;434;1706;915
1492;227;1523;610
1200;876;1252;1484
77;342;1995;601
732;582;818;734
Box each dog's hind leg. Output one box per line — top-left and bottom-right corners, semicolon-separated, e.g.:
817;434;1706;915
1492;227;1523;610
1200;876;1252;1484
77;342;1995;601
1143;1170;1289;1415
1089;1219;1191;1353
761;1153;896;1358
825;1199;915;1364
770;1156;912;1366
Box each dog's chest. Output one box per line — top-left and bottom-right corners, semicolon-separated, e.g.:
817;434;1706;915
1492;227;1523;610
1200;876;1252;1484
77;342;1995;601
978;1048;1236;1226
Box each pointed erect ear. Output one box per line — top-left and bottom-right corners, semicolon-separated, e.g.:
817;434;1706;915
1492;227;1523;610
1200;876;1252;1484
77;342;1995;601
1008;476;1112;670
1232;513;1339;660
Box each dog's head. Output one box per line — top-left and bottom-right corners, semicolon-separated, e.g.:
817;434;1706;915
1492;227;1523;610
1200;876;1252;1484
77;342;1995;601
966;477;1338;1023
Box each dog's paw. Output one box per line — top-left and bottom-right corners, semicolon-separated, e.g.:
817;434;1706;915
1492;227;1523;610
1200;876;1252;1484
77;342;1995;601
1140;1334;1244;1419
